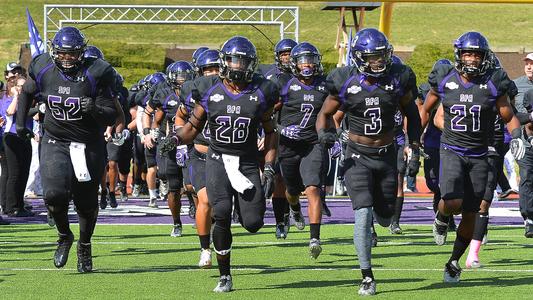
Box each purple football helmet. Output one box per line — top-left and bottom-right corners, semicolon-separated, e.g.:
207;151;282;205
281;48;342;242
220;36;257;83
289;42;323;78
196;50;222;75
50;26;87;73
84;45;104;60
149;72;166;87
274;38;297;72
350;28;393;77
192;47;209;65
453;31;492;76
166;61;194;88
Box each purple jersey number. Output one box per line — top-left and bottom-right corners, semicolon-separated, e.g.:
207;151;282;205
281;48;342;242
214;116;251;144
47;95;82;121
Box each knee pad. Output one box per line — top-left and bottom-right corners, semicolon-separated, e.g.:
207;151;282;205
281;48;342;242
44;190;70;207
212;221;232;255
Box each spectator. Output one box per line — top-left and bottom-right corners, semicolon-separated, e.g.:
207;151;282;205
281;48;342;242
513;53;533;237
1;66;33;217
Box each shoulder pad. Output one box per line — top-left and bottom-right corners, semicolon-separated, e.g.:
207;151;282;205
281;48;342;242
325;66;354;96
28;53;53;81
490;68;512;97
428;64;454;92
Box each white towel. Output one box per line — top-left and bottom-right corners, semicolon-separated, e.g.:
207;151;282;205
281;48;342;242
69;142;91;182
221;154;253;193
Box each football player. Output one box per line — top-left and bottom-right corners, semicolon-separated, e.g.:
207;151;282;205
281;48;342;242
272;42;328;258
141;72;166;207
316;28;421;295
256;38;298;240
165;36;279;292
16;27;117;273
149;61;194;236
421;32;524;282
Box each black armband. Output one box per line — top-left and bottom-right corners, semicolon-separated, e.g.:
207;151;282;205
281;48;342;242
511;128;522;139
187;120;201;131
143;128;151;135
191;112;205;122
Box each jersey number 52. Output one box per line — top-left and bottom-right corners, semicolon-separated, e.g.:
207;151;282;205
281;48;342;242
47;95;82;121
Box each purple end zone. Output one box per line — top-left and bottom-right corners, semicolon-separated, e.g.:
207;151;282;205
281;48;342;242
3;195;524;226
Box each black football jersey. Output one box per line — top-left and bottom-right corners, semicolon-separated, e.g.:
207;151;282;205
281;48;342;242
273;73;327;143
256;63;282;80
429;64;511;152
29;53;115;143
134;90;150;108
192;74;279;156
182;80;210;146
149;81;180;123
326;63;413;138
116;85;132;125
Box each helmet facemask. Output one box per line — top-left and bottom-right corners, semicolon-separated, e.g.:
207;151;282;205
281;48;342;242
291;53;322;79
221;54;257;83
353;48;392;78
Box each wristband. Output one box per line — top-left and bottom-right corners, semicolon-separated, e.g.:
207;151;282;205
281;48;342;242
143;128;151;135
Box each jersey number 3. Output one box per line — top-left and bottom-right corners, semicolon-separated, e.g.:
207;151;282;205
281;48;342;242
364;107;382;135
47;95;82;121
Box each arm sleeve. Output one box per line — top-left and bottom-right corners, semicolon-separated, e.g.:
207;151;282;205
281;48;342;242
16;80;38;131
91;66;118;127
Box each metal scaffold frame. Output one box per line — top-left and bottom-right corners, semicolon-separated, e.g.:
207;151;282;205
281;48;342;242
43;4;299;51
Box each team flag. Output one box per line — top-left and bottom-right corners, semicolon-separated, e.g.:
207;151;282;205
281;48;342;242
26;8;45;58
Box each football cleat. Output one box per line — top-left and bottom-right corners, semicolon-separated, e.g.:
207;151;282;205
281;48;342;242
525;219;533;238
465;259;483;269
433;218;449;246
77;241;93;273
148;198;158;208
309;238;322;259
444;260;461;283
291;208;305;230
131;184;141;197
170;224;182;237
358;277;376;296
389;222;402;234
275;223;287;239
118;183;128;201
108;192;118;208
188;203;196;219
198;248;212;268
54;233;74;268
213;275;233;292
